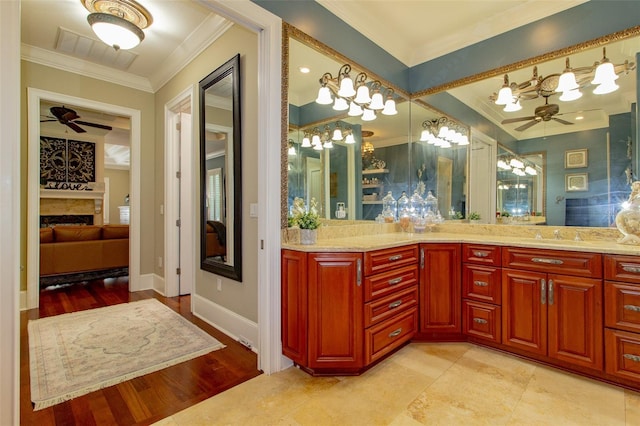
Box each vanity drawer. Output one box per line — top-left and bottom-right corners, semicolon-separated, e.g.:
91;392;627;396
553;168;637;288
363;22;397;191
605;255;640;284
364;265;418;302
463;300;501;344
605;281;640;333
463;244;501;266
364;245;419;275
364;286;418;327
463;264;501;305
365;307;417;364
502;247;602;278
605;328;640;382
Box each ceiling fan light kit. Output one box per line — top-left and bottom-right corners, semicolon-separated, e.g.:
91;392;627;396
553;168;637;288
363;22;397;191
316;63;397;122
494;47;635;132
81;0;153;51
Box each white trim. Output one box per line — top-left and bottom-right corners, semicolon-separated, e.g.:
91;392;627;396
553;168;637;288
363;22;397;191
138;273;156;291
192;294;259;354
198;0;283;374
164;86;196;298
27;89;143;307
152;274;166;295
20;291;28;311
0;1;20;421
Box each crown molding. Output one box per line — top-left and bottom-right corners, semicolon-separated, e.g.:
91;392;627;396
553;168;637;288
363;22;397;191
149;14;233;92
21;44;154;93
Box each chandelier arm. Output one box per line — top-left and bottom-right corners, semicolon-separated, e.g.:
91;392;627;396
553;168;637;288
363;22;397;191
338;64;352;79
354;72;368;87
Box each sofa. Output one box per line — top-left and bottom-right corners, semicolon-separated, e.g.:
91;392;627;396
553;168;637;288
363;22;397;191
206;221;226;258
40;225;129;283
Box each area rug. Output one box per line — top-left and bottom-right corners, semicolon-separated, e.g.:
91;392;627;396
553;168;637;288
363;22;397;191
29;298;225;410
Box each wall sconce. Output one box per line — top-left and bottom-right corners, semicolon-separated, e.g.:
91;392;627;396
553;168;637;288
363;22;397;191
302;123;357;151
82;0;153;51
420;117;469;148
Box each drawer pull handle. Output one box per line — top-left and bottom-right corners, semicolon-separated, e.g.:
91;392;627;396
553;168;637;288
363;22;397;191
623;354;640;363
388;277;403;286
388;300;403;309
548;279;554;306
473;250;489;258
356;259;362;287
541;279;547;305
532;257;564;265
389;328;403;338
624;304;640;312
473;318;488;324
389;254;403;262
474;281;489;287
622;264;640;274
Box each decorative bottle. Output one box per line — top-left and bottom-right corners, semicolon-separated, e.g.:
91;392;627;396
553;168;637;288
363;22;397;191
397;191;410;232
381;191;396;223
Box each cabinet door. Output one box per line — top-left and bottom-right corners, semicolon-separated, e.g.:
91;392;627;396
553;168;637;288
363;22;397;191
419;243;461;335
502;269;547;355
281;250;308;365
308;252;364;370
548;274;603;370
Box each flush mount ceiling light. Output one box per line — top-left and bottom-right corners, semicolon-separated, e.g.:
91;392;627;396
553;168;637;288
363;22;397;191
82;0;153;50
316;64;397;122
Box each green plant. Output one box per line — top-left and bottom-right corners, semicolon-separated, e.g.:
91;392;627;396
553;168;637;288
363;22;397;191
295;211;321;230
501;211;511;218
469;211;481;220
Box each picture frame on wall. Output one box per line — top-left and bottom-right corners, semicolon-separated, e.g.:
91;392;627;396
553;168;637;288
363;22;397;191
565;149;588;168
566;173;589;191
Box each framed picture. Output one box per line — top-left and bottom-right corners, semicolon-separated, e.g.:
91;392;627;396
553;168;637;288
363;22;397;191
565;149;588;168
566;173;589;191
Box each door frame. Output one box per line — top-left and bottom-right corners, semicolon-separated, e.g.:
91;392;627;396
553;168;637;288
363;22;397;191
164;86;195;298
27;88;142;308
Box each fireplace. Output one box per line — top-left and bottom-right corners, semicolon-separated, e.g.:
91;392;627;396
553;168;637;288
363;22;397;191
40;215;94;227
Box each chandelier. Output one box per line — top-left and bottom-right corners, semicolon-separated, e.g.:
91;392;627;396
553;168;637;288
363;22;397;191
315;64;397;121
300;122;356;151
492;47;635;111
419;117;469;148
82;0;153;51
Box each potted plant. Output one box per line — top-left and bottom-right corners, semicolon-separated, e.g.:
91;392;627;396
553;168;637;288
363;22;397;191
468;211;481;223
296;212;321;244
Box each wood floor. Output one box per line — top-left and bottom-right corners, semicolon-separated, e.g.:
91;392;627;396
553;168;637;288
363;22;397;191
20;277;262;425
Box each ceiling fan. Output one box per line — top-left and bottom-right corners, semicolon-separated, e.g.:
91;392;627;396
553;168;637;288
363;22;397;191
501;96;573;132
40;106;113;133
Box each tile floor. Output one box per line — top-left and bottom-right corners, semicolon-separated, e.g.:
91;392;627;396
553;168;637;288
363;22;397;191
154;343;640;425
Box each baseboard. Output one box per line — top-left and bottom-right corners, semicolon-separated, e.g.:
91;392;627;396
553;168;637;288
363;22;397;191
152;274;165;295
138;273;156;291
192;293;259;354
20;290;27;311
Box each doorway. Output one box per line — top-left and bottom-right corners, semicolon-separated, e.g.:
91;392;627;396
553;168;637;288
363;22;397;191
437;156;453;216
27;88;142;309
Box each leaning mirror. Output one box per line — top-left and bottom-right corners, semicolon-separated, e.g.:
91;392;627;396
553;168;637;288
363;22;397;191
200;54;242;281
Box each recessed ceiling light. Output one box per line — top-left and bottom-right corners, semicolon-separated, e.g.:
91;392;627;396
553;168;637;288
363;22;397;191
575;115;584;120
299;66;310;74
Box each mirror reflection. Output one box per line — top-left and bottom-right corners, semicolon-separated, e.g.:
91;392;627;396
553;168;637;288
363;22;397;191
200;54;242;281
286;26;469;222
418;34;639;227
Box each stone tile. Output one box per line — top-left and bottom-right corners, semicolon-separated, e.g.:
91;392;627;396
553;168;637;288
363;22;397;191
625;389;640;425
389;342;471;380
508;366;626;425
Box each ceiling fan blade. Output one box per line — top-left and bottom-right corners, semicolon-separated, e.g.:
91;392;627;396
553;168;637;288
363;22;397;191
552;118;574;125
502;116;536;124
75;120;113;131
66;122;87;133
40;119;57;123
515;120;540;131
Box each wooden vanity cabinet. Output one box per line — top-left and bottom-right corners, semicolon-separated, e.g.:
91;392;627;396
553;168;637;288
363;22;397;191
462;244;502;344
502;247;603;371
418;243;462;338
604;255;640;383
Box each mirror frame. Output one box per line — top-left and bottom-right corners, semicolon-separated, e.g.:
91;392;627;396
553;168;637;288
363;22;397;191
199;54;242;281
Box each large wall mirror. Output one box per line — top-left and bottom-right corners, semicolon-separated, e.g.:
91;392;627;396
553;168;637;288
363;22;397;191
200;54;242;281
416;29;640;227
284;24;469;225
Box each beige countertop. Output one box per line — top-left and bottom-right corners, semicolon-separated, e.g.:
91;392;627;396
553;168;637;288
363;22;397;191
282;230;640;256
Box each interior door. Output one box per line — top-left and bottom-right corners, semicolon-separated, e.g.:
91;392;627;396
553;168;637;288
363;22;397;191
307;157;321;211
179;112;192;295
469;132;497;223
437;157;452;216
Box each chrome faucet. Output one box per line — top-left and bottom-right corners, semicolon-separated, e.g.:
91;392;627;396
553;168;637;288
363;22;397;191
554;229;561;240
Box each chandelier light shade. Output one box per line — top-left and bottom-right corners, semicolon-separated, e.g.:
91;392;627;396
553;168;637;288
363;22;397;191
302;123;356;151
82;0;153;51
316;63;398;122
495;75;514;105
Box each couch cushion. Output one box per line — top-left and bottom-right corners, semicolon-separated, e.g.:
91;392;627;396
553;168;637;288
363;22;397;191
53;226;102;242
40;227;54;243
102;225;129;240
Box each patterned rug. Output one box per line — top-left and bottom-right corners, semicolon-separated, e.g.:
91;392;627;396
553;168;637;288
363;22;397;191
29;298;225;410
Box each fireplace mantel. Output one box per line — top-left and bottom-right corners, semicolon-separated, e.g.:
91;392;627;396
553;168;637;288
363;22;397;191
40;189;104;200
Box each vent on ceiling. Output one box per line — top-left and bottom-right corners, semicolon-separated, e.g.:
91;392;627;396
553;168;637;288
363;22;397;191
55;27;137;71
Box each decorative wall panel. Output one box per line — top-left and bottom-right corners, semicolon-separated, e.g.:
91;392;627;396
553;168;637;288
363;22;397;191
40;136;96;183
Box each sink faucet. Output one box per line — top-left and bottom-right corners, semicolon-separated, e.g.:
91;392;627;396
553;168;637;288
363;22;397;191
554;229;561;240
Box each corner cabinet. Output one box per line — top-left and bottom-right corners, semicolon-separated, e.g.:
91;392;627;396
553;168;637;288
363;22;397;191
418;243;462;339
